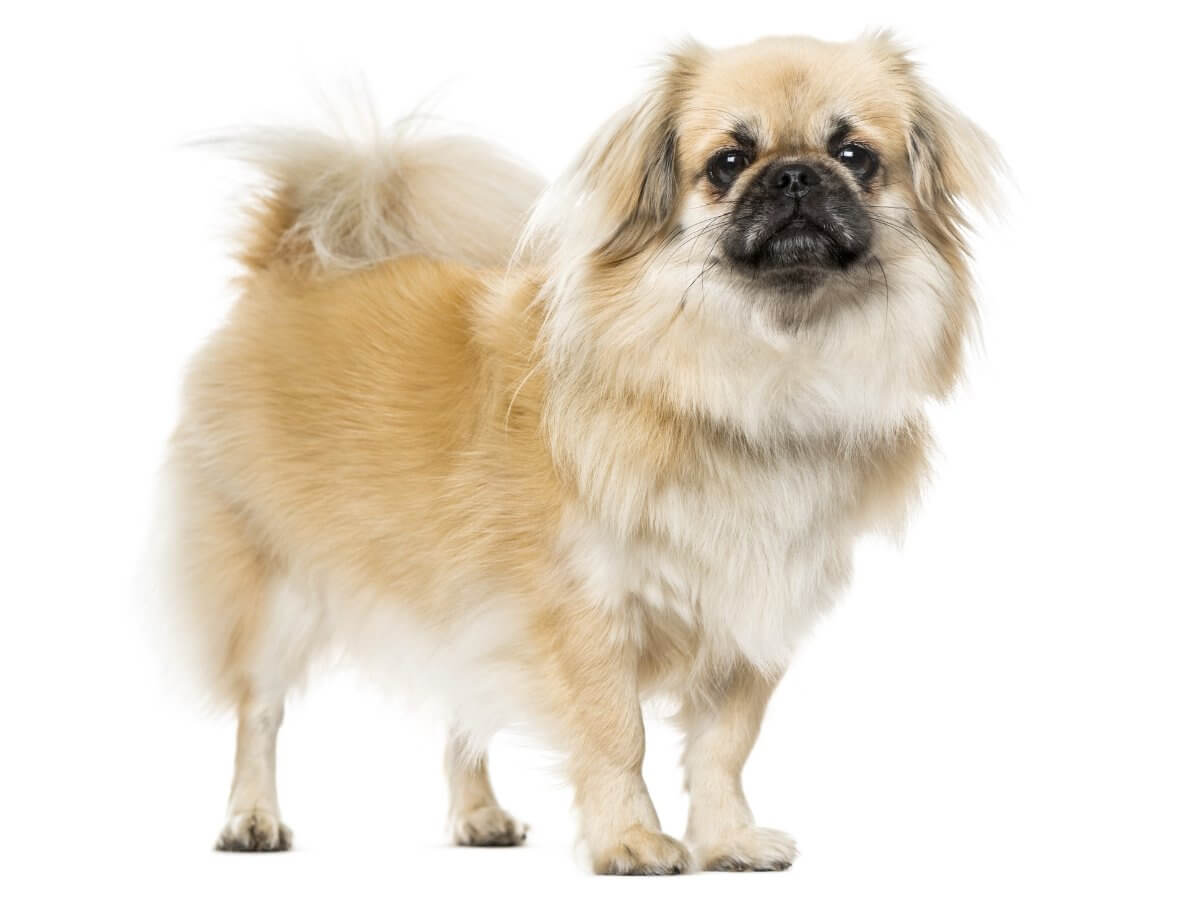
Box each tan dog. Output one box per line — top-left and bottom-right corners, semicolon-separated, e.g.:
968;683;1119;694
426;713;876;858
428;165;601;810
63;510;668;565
161;32;998;873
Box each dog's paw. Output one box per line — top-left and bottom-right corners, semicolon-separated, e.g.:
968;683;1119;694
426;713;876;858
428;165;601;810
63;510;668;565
594;825;692;875
695;826;795;872
452;805;528;847
215;809;293;852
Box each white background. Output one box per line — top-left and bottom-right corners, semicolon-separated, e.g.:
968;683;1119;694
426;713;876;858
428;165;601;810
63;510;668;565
2;2;1197;898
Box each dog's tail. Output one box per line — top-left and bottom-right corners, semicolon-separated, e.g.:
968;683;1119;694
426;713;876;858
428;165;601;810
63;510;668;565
213;120;545;274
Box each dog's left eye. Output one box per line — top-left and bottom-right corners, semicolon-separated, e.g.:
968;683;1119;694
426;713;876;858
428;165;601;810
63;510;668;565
707;149;751;189
833;143;879;180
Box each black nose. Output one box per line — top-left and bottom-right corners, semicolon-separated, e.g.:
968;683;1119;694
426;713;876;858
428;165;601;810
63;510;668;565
772;163;821;196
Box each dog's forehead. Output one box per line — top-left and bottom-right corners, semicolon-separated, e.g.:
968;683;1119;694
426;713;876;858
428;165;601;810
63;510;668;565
679;37;908;152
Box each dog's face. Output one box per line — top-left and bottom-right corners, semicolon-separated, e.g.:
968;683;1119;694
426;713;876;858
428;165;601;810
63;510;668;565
560;34;996;337
678;40;894;297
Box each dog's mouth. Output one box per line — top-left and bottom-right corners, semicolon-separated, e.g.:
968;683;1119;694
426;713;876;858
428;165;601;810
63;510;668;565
737;209;865;275
759;215;840;267
721;191;874;287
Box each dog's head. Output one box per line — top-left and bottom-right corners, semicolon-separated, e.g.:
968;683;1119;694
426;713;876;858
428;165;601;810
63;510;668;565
553;32;996;318
538;33;1000;437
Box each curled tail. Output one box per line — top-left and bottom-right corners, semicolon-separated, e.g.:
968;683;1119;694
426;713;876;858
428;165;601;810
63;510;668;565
216;121;545;274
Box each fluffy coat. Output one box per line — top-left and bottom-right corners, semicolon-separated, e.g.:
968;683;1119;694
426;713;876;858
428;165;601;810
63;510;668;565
161;32;998;872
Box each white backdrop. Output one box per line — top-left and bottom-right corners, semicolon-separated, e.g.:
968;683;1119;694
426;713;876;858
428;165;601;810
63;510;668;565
3;2;1197;898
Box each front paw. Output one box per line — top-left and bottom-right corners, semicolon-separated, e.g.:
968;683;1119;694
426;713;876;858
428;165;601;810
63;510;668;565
694;826;795;872
594;825;692;875
215;809;292;852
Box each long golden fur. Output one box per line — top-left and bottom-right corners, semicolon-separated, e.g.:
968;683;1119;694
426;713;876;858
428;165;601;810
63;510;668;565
162;32;998;872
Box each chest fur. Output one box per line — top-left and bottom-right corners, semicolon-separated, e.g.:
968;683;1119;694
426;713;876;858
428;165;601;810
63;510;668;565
560;445;878;676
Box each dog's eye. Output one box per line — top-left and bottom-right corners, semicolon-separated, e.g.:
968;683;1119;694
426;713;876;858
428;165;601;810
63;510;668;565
833;143;879;181
706;149;751;189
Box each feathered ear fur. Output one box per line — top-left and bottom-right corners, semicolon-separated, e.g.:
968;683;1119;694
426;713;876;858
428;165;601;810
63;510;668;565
573;41;709;261
907;85;1003;224
865;31;1003;239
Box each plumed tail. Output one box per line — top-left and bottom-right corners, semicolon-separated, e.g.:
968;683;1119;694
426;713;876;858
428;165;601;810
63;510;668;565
206;120;545;274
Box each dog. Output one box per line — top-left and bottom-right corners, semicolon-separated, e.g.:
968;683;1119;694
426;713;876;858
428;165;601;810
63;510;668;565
160;31;999;873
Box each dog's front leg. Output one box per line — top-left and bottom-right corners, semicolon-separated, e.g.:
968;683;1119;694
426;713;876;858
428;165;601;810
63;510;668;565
542;606;691;875
681;664;796;871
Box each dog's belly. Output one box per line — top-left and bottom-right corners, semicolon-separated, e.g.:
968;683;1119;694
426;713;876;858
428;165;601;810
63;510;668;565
247;564;544;751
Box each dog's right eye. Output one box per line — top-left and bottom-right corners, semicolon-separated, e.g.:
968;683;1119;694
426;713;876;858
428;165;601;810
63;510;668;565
706;149;750;189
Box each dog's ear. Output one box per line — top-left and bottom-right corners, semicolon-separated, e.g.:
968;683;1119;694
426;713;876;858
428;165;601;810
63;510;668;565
573;41;708;261
865;31;1003;234
906;84;1002;226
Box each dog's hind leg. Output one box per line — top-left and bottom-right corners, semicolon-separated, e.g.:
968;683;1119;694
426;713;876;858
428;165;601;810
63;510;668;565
209;567;324;852
162;458;323;852
445;731;528;847
217;694;291;851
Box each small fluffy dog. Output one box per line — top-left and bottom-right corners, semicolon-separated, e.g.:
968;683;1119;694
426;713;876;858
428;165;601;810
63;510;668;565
163;32;998;874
